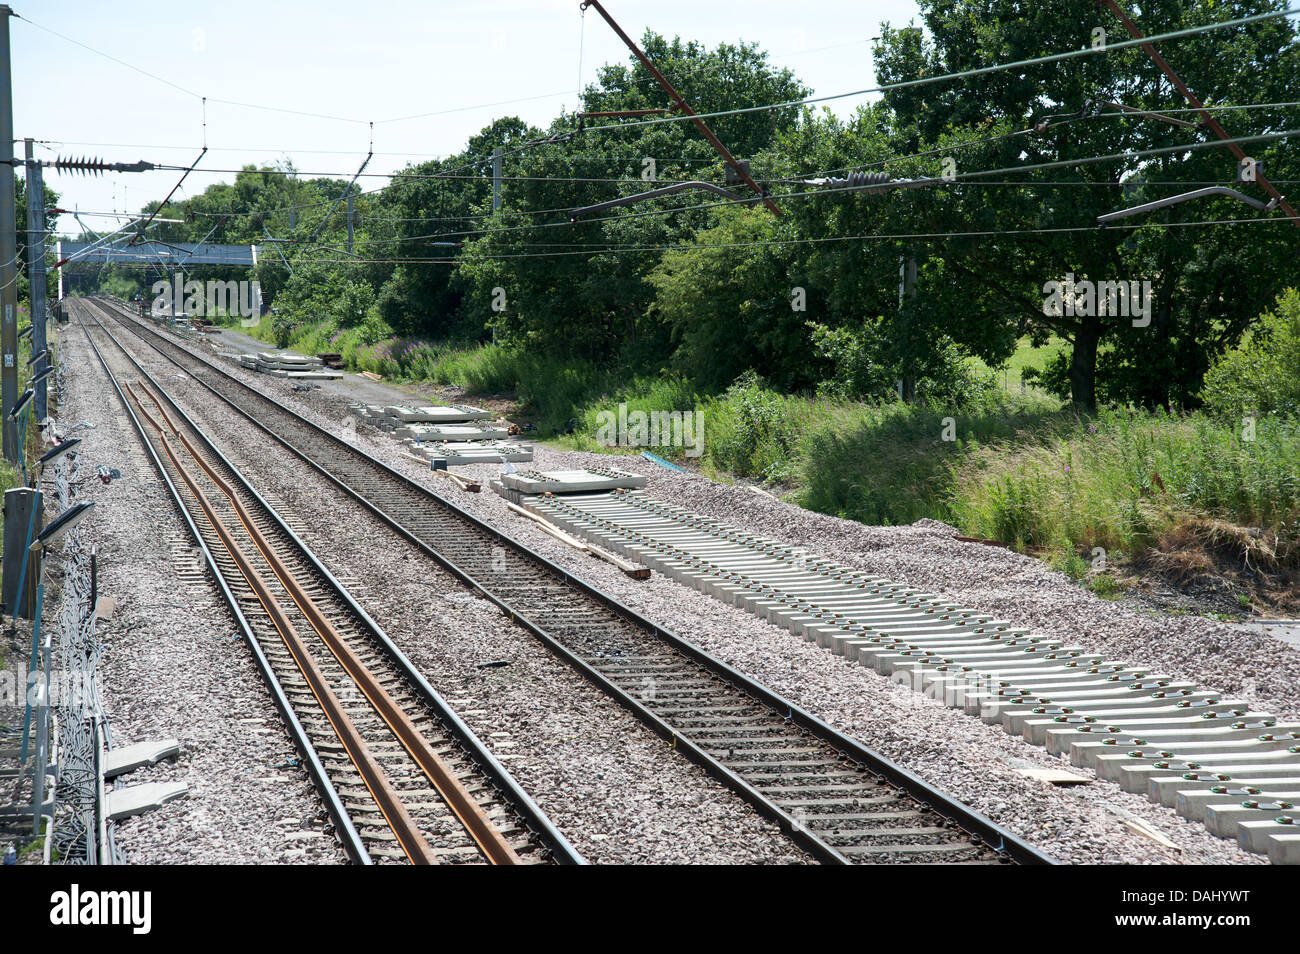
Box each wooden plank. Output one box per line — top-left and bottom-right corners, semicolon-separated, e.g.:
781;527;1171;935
589;543;651;580
1121;818;1181;852
435;469;481;493
1016;767;1090;786
505;502;590;552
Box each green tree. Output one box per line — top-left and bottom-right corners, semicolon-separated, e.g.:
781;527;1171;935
869;1;1300;410
1201;287;1300;418
453;32;810;363
646;205;823;390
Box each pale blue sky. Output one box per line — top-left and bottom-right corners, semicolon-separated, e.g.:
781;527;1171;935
14;0;923;235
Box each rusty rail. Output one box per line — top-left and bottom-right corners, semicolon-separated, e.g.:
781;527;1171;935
125;379;521;865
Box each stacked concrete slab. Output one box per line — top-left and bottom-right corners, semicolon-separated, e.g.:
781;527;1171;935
404;439;533;466
493;467;647;505
347;402;494;434
238;350;341;380
517;488;1300;865
397;423;511;442
344;401;530;465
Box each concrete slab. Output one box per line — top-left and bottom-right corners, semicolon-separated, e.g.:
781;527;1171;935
401;423;511;441
1150;768;1300;805
1205;800;1299;838
1178;784;1300;820
1266;833;1300;864
385;404;491;423
505;468;648;494
104;782;189;820
1017;767;1090;785
103;738;182;779
412;440;533;465
284;370;342;380
1239;818;1300;853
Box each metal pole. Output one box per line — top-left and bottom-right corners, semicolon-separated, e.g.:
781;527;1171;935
31;619;49;834
898;253;917;403
579;0;781;216
1101;0;1300;229
20;565;43;765
492;148;502;212
25;140;48;421
1;6;18;462
346;192;355;253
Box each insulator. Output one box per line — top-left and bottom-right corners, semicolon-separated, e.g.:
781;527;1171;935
836;171;893;190
51;155;156;176
53;155;102;175
802;171;893;191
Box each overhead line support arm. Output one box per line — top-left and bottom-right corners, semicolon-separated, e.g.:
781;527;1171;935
1101;0;1299;230
578;0;782;216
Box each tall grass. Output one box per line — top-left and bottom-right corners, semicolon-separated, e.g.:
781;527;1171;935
242;318;621;433
236;318;1300;567
948;407;1300;560
796;391;1066;525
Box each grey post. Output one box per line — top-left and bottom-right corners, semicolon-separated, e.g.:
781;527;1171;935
31;630;51;833
346;191;354;254
492;148;502;212
897;253;917;402
2;486;41;617
25;139;48;421
1;6;17;462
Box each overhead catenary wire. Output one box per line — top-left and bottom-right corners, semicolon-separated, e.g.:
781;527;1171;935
57;88;1300;231
54;116;1300;247
38;6;1300;253
574;7;1300;136
38;8;1298;231
78;213;1286;270
324;127;1300;247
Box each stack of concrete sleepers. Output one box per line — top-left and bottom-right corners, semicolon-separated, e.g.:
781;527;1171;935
346;403;494;433
387;404;492;424
238;351;341;380
406;439;532;466
396;422;511;441
492;467;646;505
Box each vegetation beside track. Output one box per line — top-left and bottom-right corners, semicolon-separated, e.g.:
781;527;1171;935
226;289;1300;614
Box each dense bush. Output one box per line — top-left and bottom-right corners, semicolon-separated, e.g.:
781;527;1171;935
1202;288;1300;420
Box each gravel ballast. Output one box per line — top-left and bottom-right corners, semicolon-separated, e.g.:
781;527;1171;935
57;324;345;864
87;317;806;864
121;317;1299;864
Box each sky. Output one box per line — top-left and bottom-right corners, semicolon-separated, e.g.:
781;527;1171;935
13;0;924;237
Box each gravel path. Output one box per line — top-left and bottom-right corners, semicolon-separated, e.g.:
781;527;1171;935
129;317;1289;864
59;323;344;864
97;317;806;864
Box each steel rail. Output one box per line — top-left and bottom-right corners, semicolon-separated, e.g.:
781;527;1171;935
77;301;585;865
130;380;522;866
90;295;1053;865
75;309;373;865
127;381;438;865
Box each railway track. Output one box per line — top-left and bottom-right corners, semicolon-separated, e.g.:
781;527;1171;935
77;303;581;866
84;296;1052;865
522;489;1300;864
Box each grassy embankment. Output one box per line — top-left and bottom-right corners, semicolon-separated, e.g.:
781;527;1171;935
241;318;1300;610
